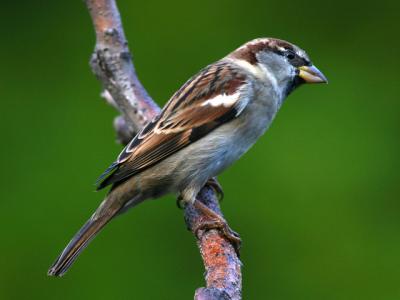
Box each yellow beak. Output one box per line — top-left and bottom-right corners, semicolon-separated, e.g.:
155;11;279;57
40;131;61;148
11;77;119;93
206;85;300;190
298;65;328;84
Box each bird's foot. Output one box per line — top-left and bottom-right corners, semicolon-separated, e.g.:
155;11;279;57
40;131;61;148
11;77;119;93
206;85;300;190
205;177;224;201
193;200;241;256
194;217;242;256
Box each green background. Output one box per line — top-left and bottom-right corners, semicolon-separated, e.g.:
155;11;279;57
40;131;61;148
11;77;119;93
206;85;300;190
1;1;399;299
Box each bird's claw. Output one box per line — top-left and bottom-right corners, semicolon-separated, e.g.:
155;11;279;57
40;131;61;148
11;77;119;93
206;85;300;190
194;216;242;256
206;177;224;202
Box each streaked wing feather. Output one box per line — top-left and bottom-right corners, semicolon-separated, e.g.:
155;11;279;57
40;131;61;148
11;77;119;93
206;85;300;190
95;162;119;189
108;131;192;184
96;60;249;190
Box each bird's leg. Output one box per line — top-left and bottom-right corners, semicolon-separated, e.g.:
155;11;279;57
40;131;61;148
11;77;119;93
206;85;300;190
193;199;241;255
205;177;224;202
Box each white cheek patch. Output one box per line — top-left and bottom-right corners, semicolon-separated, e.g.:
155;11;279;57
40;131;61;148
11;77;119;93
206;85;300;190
201;93;239;108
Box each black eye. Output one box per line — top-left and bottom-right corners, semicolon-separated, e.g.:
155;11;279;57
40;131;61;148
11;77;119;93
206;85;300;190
286;51;295;60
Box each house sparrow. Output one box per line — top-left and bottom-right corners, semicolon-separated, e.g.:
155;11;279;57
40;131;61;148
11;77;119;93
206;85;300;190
48;38;327;276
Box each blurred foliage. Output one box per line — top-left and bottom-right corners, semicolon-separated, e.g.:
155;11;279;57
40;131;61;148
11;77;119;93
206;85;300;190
0;0;399;299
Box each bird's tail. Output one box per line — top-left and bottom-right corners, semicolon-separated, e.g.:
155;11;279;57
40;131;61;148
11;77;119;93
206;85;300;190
48;187;141;277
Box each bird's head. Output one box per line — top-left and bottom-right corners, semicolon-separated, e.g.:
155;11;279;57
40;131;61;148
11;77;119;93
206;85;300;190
230;38;328;97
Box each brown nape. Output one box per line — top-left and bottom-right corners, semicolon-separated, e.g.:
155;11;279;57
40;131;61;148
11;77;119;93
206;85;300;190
230;38;296;65
231;40;269;65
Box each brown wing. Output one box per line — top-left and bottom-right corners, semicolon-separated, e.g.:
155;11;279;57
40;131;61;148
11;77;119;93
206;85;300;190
96;61;250;190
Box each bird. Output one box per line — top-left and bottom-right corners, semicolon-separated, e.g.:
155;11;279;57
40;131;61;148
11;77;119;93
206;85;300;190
48;38;327;277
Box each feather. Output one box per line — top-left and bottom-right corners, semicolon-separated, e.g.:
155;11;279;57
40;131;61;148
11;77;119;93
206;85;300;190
95;161;119;189
95;60;250;190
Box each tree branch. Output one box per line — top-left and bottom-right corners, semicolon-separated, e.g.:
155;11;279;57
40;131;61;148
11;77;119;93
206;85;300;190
84;1;242;299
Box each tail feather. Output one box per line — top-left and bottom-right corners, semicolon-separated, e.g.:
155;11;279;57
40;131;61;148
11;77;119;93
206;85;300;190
48;195;124;277
48;177;145;277
47;217;110;276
